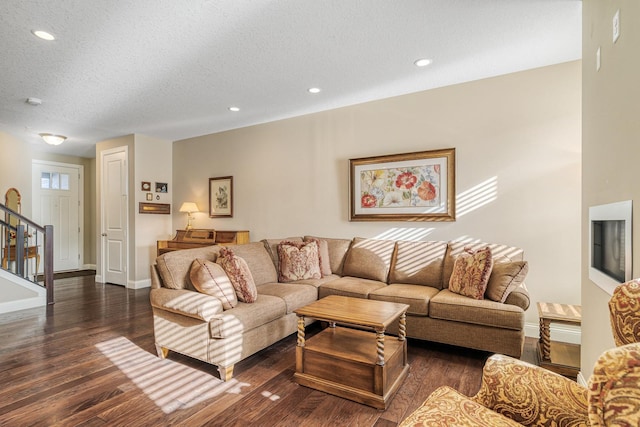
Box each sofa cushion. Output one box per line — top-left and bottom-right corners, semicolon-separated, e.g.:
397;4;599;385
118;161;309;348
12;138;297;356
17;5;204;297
304;236;352;275
486;261;529;303
227;242;278;286
430;289;524;330
209;294;287;338
277;240;321;282
318;276;386;299
258;282;318;314
342;237;396;283
262;237;303;272
368;284;439;316
216;247;257;303
449;247;494;300
287;274;342;289
443;241;524;288
150;288;223;321
399;386;521;427
189;259;238;310
389;240;448;289
156;246;220;290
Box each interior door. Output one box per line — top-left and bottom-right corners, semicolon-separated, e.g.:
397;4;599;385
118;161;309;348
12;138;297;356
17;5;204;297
101;148;128;286
32;161;81;272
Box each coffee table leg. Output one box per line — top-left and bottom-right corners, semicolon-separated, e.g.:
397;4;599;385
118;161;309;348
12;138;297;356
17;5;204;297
297;315;305;347
376;329;385;366
539;317;551;361
398;312;406;341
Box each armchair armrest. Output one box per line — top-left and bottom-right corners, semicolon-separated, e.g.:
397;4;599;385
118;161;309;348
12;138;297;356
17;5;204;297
400;386;521;426
150;288;223;321
472;354;588;426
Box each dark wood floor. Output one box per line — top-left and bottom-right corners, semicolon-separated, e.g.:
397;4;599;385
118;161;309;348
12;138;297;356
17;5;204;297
0;277;538;426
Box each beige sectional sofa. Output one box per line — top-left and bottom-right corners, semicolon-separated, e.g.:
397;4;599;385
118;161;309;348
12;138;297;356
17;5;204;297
150;236;529;381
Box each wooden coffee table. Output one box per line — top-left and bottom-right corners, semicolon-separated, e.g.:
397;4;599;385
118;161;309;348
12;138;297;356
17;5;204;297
293;295;410;409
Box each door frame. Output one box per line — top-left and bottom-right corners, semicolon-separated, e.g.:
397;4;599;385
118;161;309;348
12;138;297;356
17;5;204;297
99;146;129;287
32;160;84;271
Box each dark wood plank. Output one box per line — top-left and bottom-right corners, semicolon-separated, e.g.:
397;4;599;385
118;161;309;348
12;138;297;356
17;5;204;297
0;276;540;426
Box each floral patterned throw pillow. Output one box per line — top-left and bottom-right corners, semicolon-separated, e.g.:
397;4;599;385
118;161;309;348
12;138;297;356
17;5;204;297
216;247;257;303
448;246;494;299
277;240;322;282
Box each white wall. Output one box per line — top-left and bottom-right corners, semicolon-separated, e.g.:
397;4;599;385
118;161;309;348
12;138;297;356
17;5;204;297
173;61;582;330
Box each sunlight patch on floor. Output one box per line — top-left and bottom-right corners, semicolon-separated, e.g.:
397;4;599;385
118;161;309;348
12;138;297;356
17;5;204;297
96;337;249;414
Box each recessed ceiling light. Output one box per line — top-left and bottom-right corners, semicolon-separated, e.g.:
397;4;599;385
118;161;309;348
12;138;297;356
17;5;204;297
308;87;321;94
32;30;55;41
228;106;240;112
414;58;433;67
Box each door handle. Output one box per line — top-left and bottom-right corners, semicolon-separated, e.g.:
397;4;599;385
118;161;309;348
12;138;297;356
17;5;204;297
101;233;107;237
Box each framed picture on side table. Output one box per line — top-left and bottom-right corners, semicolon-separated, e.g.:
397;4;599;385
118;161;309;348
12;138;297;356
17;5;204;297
209;176;233;218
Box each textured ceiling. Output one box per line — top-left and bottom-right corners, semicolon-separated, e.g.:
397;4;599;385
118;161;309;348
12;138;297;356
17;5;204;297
0;0;582;158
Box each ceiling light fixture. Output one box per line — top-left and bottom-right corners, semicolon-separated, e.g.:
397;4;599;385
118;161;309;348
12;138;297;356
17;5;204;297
414;58;433;67
228;106;240;112
32;30;55;41
40;133;67;146
308;87;321;94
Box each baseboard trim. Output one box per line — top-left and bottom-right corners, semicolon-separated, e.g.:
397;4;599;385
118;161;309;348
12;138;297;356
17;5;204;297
128;279;150;289
525;322;581;345
577;371;588;387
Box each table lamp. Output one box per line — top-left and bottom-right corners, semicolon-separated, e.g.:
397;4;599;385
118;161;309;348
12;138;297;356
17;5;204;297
179;202;199;230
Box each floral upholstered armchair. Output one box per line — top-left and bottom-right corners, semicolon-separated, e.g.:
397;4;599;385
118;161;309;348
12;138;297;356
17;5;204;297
400;279;640;426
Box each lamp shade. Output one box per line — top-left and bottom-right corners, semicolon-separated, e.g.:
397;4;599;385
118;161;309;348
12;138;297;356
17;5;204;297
40;133;67;146
179;202;199;213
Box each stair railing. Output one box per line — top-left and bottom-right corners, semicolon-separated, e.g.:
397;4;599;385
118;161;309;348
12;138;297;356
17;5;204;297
0;203;54;305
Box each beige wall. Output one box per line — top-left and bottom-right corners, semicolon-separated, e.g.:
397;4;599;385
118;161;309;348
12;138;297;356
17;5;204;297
133;134;173;286
174;61;582;331
582;1;640;376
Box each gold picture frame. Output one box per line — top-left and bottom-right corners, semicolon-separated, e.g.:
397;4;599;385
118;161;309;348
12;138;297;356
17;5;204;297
350;148;456;222
139;202;171;215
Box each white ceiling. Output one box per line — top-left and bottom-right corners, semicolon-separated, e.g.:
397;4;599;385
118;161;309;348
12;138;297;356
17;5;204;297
0;0;582;158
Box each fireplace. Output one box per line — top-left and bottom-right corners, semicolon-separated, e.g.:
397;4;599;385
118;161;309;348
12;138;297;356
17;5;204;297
589;200;632;294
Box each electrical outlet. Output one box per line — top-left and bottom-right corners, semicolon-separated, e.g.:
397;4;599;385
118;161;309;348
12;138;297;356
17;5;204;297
596;47;601;71
613;9;620;43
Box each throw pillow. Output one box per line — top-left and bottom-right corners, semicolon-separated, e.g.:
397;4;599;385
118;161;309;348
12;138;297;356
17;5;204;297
216;247;257;303
277;240;322;282
449;247;494;300
304;238;332;277
189;258;238;310
485;261;529;303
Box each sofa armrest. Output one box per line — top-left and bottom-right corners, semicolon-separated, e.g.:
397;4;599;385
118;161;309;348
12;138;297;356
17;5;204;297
400;386;521;426
504;283;529;311
150;288;223;321
472;354;588;426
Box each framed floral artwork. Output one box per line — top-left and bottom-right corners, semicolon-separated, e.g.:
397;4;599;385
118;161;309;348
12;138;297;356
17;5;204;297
350;148;456;221
209;176;233;218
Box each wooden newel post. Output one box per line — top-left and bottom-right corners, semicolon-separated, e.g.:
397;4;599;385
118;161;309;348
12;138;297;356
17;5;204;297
44;225;54;305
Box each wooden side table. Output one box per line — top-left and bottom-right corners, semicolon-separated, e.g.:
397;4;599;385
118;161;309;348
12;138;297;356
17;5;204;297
537;302;581;378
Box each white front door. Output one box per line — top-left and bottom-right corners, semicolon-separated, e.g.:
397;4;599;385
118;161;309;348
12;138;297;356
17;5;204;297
32;161;82;272
101;147;128;286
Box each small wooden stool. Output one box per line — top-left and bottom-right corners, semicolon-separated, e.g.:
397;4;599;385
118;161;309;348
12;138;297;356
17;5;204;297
537;302;581;378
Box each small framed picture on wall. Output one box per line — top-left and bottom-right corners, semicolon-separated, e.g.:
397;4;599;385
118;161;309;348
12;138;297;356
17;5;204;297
155;182;168;193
